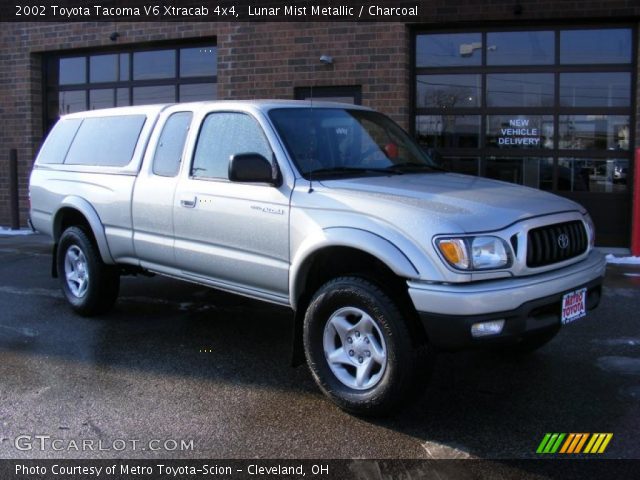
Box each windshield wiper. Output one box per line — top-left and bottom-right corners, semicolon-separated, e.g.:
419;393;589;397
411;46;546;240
305;166;404;178
384;162;444;173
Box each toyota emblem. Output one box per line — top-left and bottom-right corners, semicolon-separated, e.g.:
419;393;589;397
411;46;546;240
557;233;570;249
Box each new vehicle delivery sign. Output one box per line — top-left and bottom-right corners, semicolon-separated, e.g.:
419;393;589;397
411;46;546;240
498;118;541;146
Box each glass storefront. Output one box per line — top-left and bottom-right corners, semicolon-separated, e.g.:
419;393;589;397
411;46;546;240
414;26;634;246
45;42;217;131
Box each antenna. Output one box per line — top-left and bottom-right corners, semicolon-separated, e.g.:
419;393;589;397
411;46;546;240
307;84;314;193
307;55;333;193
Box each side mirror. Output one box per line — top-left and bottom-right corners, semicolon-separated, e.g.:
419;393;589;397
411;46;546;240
228;153;278;185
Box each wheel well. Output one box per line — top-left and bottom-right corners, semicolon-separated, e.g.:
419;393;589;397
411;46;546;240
296;247;401;306
54;208;95;243
293;247;427;350
52;208;101;277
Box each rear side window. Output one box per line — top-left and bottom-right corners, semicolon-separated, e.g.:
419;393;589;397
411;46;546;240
65;115;146;166
37;118;82;164
191;112;272;179
152;112;192;177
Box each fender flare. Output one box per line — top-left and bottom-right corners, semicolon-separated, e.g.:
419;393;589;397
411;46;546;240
53;196;115;265
289;227;419;310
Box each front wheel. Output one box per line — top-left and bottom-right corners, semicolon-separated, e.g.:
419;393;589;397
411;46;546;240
57;226;120;316
303;276;431;416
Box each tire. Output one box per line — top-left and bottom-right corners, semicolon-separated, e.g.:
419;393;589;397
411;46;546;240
303;276;431;416
57;226;120;316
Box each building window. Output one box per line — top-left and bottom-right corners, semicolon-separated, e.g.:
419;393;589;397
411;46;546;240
416;33;482;67
414;26;635;246
45;42;217;131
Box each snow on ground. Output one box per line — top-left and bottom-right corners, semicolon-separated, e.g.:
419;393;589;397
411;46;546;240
606;254;640;265
0;227;34;236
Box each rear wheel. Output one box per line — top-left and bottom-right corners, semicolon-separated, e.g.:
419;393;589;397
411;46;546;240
57;226;119;316
303;276;431;415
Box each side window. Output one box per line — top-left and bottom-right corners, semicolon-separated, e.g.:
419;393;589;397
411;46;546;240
37;118;82;164
65;115;146;166
152;112;193;177
191;112;272;179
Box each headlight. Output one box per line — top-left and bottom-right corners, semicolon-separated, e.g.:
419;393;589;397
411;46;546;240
436;236;510;271
584;213;596;249
471;236;509;269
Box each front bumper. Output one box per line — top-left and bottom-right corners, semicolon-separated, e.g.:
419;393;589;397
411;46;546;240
408;250;606;350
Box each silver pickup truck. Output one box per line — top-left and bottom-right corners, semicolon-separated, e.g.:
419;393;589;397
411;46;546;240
29;100;605;415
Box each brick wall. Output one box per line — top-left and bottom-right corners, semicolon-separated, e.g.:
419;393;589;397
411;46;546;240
1;0;640;226
216;22;409;125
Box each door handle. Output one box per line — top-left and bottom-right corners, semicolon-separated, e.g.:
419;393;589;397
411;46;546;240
180;197;197;208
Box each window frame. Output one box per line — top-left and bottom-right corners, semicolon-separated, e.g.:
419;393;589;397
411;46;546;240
43;39;217;133
151;111;194;178
63;114;147;167
189;110;275;183
411;24;636;189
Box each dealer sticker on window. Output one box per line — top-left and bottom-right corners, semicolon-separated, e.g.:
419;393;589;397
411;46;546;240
561;288;587;325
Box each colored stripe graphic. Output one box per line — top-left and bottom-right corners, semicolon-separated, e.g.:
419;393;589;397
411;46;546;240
598;434;613;453
566;433;584;453
559;433;575;453
544;433;559;453
536;433;551;453
537;433;566;454
550;433;565;453
536;433;552;454
583;433;599;453
573;433;589;453
584;433;614;454
537;433;613;454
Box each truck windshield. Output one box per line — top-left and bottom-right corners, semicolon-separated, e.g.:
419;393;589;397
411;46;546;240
269;108;438;179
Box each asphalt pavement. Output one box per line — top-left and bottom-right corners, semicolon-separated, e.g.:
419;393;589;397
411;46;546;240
0;233;639;460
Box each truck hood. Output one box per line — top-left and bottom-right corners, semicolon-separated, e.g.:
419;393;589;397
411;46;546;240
318;173;583;233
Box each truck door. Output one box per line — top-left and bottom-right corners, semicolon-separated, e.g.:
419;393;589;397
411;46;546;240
132;110;193;267
173;110;290;301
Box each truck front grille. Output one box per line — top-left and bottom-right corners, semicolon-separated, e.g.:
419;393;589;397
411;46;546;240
526;220;587;268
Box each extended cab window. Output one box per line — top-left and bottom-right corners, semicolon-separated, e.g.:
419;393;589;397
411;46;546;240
65;115;146;167
191;112;272;179
37;118;82;164
152;112;192;177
